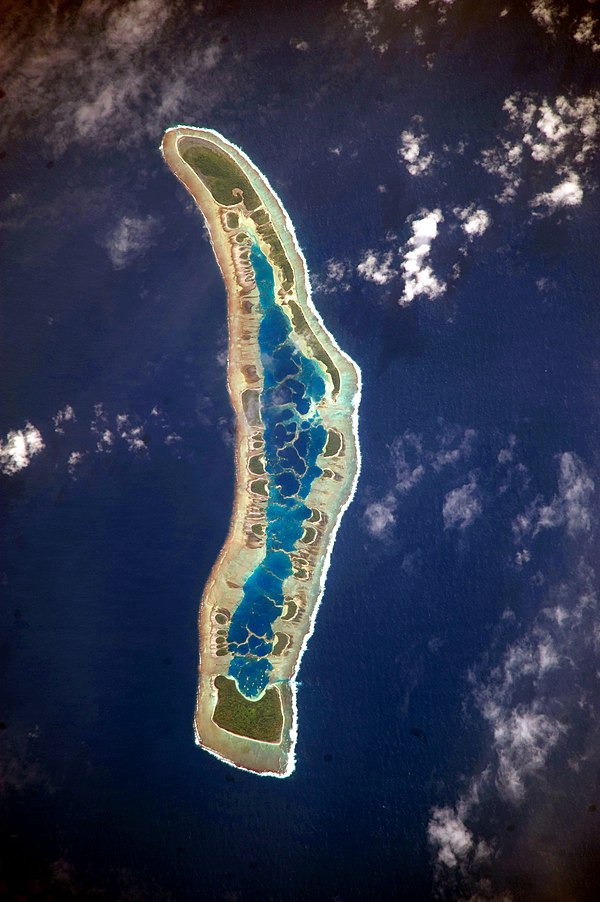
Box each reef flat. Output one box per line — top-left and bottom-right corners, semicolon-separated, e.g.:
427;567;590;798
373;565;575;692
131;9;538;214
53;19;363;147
161;126;361;776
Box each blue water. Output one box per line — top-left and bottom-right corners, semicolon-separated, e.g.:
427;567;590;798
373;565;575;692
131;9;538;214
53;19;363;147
3;3;600;900
227;243;327;698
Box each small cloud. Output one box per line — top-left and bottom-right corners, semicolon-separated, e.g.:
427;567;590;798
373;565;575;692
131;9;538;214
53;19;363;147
52;404;76;434
453;205;491;239
530;172;583;213
364;495;397;538
104;0;173;54
573;13;600;52
491;705;564;801
428;806;474;868
529;0;567;35
443;475;483;530
399;209;446;304
290;37;310;51
357;249;397;285
513;452;594;540
312;258;352;295
398;116;435;176
116;413;148;453
103;215;161;269
0;422;45;475
67;450;85;477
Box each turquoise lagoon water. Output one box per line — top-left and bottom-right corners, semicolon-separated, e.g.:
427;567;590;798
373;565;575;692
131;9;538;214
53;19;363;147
227;243;328;699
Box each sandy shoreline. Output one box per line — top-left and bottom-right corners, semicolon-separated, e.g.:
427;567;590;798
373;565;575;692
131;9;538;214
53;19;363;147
161;126;362;776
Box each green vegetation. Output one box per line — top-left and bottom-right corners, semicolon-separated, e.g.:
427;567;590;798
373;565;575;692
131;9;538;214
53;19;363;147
248;454;265;475
213;675;283;743
323;429;343;457
242;389;260;427
180;140;261;211
286;299;341;398
250;478;268;498
272;632;290;655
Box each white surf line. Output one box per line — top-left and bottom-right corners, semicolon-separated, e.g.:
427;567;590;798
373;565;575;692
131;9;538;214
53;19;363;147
167;126;363;778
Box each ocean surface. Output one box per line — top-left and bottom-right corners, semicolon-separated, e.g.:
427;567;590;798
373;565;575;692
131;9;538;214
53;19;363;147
2;2;600;900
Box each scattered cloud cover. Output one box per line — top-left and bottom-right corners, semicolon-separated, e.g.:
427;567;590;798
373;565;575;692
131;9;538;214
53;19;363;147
0;423;45;475
103;215;161;269
530;2;600;52
480;91;600;206
573;13;600;52
52;404;76;434
363;422;478;539
357;250;397;285
0;0;224;154
312;258;352;295
398;116;435;176
399;209;446;304
513;452;594;541
443;475;483;530
529;0;567;35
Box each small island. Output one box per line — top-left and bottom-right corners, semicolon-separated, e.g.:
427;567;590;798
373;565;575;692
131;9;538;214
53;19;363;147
161;126;361;776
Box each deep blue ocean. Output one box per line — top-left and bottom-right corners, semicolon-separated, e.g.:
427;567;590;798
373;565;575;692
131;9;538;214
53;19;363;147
2;1;600;899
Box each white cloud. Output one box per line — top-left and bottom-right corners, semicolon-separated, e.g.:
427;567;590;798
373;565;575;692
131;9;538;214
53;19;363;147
366;424;477;541
443;475;483;530
116;413;147;453
454;205;491;239
398;117;435;176
0;422;45;475
104;215;160;269
428;806;474;868
394;0;419;10
513;452;594;540
431;425;476;471
312;258;352;294
53;404;76;434
573;13;600;52
357;249;397;285
399;209;446;304
529;0;567;35
491;705;564;801
480;92;600;206
530;172;583;213
105;0;172;53
364;495;397;538
67;450;85;477
0;2;223;154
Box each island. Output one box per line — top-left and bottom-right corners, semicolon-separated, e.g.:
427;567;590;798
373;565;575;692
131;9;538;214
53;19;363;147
161;126;361;776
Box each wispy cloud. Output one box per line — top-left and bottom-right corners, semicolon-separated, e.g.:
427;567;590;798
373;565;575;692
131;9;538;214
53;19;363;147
573;13;600;52
312;258;352;295
513;452;594;541
529;0;567;35
0;422;45;475
0;1;224;154
363;422;478;539
430;552;600;898
52;404;76;434
103;215;161;269
443;475;483;530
